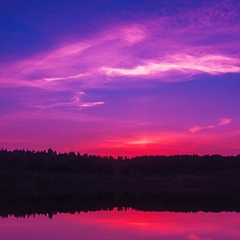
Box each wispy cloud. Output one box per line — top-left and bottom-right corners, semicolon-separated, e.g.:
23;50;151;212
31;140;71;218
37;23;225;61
43;73;86;82
81;102;104;107
0;24;147;86
35;92;104;110
1;0;240;91
219;118;232;125
101;55;240;78
190;118;232;133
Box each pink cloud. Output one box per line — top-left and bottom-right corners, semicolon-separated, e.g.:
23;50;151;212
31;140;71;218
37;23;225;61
101;54;240;78
34;92;104;110
190;118;232;133
80;102;104;108
43;73;86;82
1;2;240;91
219;118;232;125
0;25;147;89
189;125;214;133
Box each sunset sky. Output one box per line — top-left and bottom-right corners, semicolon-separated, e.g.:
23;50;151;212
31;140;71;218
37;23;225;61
1;0;240;156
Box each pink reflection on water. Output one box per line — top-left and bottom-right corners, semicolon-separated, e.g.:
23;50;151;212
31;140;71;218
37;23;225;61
0;209;240;240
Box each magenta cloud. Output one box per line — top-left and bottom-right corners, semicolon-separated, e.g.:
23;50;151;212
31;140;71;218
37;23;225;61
190;118;232;133
1;1;240;92
34;92;104;110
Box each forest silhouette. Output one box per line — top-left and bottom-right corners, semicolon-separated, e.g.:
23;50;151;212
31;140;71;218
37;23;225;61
1;149;240;218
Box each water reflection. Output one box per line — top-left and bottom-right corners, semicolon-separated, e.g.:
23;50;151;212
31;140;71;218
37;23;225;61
0;209;240;240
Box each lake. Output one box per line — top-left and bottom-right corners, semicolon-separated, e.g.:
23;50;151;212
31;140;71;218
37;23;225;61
0;209;240;240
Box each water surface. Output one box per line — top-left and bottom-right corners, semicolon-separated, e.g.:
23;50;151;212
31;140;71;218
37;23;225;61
0;209;240;240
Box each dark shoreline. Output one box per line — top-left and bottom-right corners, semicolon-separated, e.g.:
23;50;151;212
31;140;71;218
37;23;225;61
1;149;240;218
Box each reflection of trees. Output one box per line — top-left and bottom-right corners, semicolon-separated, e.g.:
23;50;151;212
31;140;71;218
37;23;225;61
0;149;240;218
1;190;240;219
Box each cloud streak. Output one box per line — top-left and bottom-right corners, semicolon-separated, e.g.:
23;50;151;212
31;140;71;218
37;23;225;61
35;92;104;110
101;55;240;78
190;118;232;133
1;0;240;91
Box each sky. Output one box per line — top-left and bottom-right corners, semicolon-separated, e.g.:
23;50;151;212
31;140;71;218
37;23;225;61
1;0;240;156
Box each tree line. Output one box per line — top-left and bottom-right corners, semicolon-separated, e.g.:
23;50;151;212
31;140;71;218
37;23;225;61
1;148;240;177
1;148;240;217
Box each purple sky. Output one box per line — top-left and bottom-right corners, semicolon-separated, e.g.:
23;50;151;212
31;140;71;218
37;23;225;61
1;0;240;156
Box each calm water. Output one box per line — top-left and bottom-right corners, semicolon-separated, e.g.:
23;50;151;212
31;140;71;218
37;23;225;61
0;209;240;240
